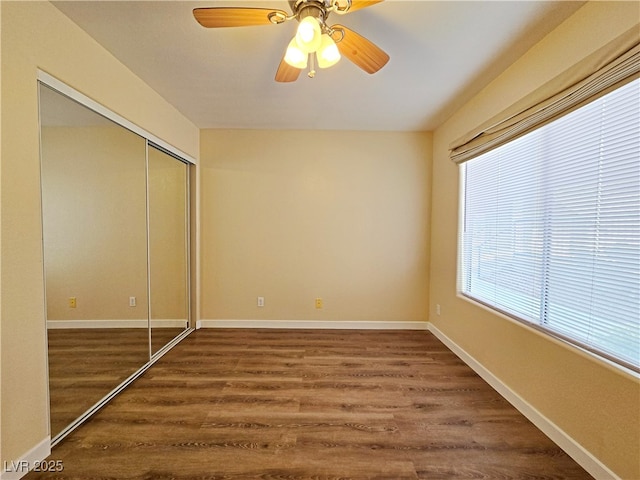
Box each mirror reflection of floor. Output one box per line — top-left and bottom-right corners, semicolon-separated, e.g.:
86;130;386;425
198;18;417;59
151;328;186;355
48;327;183;437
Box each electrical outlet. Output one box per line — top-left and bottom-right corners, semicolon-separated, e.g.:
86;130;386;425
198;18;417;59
129;296;136;307
257;296;265;307
315;298;323;309
436;304;441;316
69;297;77;308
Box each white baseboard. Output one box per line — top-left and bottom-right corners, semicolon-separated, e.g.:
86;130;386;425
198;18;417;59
197;319;429;330
426;322;620;480
1;436;51;480
47;319;188;329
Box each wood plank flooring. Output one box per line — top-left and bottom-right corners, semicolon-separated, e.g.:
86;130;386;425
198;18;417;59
27;329;592;479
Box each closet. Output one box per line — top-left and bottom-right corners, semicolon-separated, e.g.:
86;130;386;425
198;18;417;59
38;79;193;444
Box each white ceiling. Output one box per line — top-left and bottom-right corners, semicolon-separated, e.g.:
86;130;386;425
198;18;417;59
52;1;584;132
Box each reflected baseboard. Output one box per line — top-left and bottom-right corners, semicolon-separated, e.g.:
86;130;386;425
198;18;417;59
47;319;188;329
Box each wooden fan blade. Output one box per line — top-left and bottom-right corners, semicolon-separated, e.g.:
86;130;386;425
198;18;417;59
275;56;302;83
332;25;389;74
193;7;287;28
348;1;384;13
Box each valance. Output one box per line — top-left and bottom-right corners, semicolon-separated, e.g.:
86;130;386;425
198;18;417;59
449;26;640;164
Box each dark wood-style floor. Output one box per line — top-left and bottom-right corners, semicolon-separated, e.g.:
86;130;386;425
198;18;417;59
28;329;591;479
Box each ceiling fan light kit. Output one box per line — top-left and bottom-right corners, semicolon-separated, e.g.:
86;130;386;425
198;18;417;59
193;0;389;82
295;16;322;53
286;13;340;73
285;38;308;69
317;34;341;68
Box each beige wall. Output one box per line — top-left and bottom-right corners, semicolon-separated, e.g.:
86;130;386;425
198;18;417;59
429;2;640;479
200;129;431;323
1;0;198;465
0;0;3;465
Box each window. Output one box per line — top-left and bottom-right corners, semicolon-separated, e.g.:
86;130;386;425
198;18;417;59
461;78;640;372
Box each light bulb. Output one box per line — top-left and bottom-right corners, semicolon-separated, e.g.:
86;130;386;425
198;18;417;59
295;16;322;53
317;34;340;68
284;37;308;69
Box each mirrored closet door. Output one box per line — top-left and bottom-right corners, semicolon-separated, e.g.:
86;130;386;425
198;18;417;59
148;145;190;355
39;82;192;443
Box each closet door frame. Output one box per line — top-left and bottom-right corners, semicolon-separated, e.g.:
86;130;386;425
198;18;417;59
147;142;192;357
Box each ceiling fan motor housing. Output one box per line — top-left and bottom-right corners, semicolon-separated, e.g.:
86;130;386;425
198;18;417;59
294;1;328;25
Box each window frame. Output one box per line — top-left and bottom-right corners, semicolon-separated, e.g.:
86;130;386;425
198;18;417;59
456;79;640;375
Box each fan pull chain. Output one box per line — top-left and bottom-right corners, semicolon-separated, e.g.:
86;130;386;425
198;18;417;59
308;53;316;78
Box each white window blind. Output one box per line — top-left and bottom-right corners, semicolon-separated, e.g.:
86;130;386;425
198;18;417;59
461;78;640;372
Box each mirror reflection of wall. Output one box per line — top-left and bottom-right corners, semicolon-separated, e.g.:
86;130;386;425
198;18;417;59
148;146;189;354
39;83;192;441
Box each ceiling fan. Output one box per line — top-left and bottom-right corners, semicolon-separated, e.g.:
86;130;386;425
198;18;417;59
193;0;390;82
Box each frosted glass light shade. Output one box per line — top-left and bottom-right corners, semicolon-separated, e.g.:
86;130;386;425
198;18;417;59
317;34;340;68
284;38;308;68
295;16;322;53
